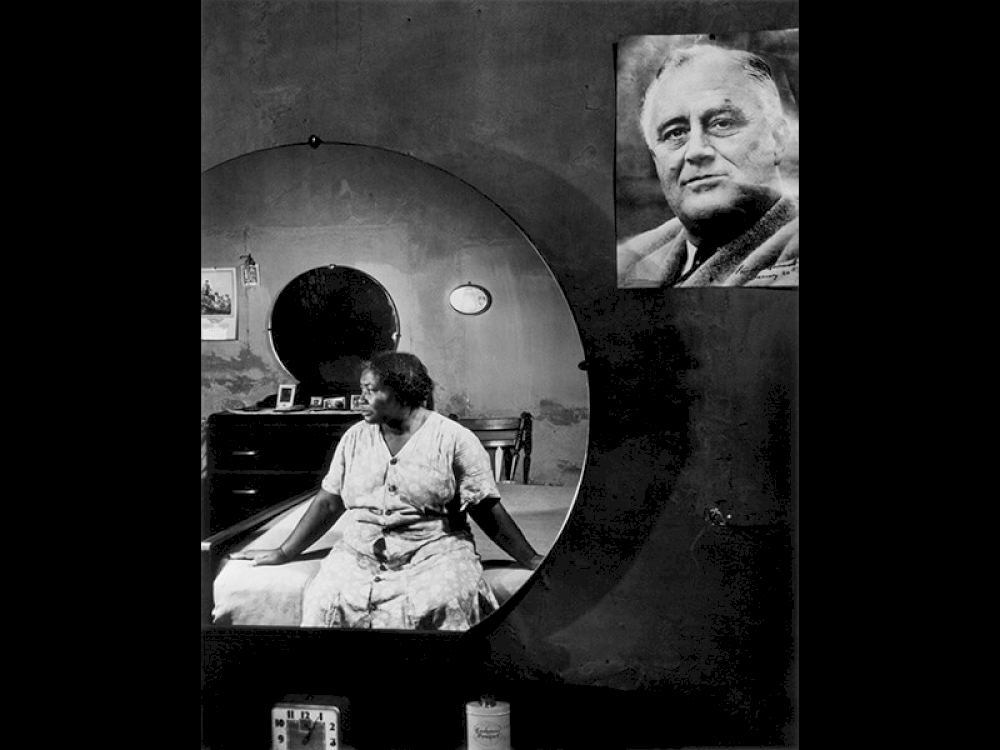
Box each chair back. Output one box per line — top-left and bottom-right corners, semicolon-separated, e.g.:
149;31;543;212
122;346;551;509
450;412;532;483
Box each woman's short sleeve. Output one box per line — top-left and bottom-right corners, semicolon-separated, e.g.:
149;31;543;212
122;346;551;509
320;429;349;495
452;425;500;507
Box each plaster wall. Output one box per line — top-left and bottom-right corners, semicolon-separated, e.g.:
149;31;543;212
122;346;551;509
201;0;799;743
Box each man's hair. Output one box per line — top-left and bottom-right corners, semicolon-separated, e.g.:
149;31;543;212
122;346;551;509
362;351;435;409
640;44;785;145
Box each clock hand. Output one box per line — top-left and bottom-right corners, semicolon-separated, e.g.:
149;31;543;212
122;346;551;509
302;718;316;744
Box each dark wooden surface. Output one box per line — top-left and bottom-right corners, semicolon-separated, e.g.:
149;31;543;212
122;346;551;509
204;412;362;535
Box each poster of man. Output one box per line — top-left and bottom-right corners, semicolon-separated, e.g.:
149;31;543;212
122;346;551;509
615;30;799;288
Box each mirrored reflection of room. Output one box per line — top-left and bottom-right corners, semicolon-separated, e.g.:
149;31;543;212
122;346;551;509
201;142;589;631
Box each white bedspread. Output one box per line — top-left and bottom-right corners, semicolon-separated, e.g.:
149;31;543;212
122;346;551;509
210;484;574;627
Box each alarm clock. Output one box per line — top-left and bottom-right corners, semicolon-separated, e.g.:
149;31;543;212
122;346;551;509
272;699;341;749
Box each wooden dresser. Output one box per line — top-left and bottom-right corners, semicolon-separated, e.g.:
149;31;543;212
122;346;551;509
202;410;362;535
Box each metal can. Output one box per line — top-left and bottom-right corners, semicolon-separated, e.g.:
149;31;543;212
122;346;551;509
466;699;511;750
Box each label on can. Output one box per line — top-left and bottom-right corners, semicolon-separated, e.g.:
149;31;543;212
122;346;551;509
466;701;511;750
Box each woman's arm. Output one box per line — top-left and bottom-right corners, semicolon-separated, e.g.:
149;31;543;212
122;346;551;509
228;488;346;566
468;497;544;569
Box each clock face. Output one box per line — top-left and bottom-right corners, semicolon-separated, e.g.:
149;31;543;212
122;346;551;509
272;705;340;749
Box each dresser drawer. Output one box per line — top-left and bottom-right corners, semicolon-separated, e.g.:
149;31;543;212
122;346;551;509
203;413;361;534
205;473;322;534
207;428;343;471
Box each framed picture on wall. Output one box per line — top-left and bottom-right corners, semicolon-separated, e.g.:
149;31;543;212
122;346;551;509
325;397;346;410
349;395;365;411
201;268;238;340
242;263;260;287
614;29;800;288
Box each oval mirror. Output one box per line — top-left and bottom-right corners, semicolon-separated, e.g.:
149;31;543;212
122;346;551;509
269;265;400;394
201;142;589;634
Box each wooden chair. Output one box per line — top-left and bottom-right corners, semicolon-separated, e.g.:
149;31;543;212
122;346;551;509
449;412;532;484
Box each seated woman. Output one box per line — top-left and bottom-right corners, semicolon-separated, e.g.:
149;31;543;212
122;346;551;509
229;351;543;631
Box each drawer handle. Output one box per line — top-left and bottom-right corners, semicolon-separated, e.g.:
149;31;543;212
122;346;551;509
232;489;259;495
231;450;259;457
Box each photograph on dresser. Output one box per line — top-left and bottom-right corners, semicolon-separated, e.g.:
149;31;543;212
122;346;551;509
615;29;799;288
200;141;589;633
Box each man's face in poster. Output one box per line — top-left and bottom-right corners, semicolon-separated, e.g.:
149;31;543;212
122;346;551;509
641;50;788;233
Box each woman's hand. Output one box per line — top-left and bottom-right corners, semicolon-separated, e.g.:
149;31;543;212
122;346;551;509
227;548;289;566
469;498;545;571
223;491;344;568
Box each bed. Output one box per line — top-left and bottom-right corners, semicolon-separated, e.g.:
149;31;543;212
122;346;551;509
202;483;575;627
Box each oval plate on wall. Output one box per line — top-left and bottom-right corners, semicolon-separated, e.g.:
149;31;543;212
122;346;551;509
448;283;492;315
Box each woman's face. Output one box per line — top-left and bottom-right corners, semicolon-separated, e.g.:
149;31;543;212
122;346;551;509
358;369;403;424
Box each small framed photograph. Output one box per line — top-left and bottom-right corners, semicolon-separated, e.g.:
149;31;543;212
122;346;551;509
350;395;365;411
324;396;346;410
309;396;324;408
242;263;260;287
275;384;298;410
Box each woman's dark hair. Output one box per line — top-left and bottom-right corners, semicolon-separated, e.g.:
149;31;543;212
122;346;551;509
362;351;435;409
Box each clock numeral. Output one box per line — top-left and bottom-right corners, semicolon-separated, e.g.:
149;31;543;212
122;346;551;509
329;739;337;747
274;718;285;727
299;710;311;720
276;734;285;744
287;710;295;719
329;723;336;731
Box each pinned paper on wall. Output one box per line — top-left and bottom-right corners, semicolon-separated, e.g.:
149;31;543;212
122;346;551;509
201;267;238;340
242;262;259;287
241;250;260;287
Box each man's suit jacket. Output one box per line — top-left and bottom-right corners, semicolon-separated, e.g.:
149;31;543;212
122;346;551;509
617;196;799;288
